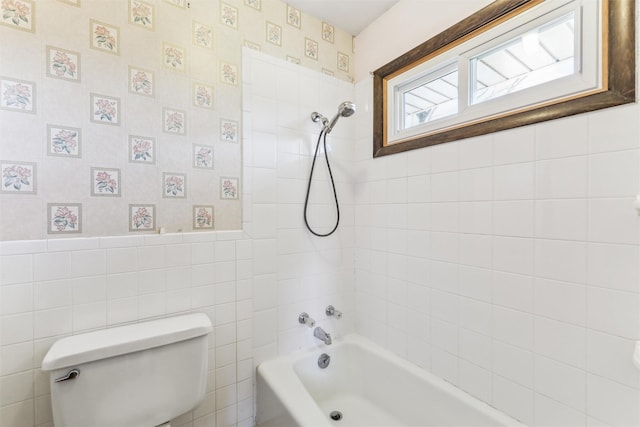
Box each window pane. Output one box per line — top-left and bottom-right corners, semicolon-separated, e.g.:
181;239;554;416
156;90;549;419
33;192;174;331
470;11;575;105
402;69;458;130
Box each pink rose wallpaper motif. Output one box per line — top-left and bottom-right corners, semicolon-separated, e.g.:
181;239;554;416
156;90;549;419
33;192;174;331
129;205;155;231
286;5;300;28
129;67;153;96
244;40;261;51
220;177;239;200
48;204;81;233
129;0;153;29
305;38;318;60
48;125;81;157
1;78;34;112
220;3;238;28
220;62;238;85
1;0;34;32
266;22;281;46
337;52;349;72
193;21;213;48
129;136;154;164
163;108;186;134
90;20;119;54
244;0;260;11
322;22;334;43
91;167;120;196
220;119;239;142
47;47;80;81
193;83;213;109
91;94;119;125
1;161;36;193
193;144;213;169
163;43;185;71
163;173;186;198
193;205;214;230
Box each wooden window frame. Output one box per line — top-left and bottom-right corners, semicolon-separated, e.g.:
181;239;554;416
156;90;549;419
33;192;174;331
373;0;635;157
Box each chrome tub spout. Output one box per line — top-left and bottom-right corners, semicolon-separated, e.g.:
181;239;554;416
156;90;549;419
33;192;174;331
313;327;332;345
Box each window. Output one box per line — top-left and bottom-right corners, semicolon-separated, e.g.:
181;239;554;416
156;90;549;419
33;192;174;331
373;0;635;157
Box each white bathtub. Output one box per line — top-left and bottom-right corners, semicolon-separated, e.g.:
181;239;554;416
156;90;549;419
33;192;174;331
257;334;525;427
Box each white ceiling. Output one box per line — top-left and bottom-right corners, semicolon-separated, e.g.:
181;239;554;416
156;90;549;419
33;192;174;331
286;0;400;35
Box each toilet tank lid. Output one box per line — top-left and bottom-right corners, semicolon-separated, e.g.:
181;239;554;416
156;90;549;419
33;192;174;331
41;313;212;371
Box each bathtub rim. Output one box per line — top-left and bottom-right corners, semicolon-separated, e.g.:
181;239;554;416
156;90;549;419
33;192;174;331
256;333;525;427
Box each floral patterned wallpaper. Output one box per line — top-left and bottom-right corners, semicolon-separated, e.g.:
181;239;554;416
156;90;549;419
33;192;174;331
0;0;354;240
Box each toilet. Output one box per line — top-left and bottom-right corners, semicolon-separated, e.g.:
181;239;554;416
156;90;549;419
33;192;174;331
41;313;212;427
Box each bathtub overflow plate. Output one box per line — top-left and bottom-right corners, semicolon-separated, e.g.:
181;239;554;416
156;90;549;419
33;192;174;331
330;410;343;421
318;353;331;369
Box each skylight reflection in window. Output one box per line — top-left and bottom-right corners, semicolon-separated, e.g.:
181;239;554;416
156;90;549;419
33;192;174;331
403;70;458;130
470;11;575;105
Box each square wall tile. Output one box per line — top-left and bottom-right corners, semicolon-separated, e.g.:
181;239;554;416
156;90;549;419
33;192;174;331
534;317;586;369
34;308;72;340
493;236;534;276
70;249;106;277
587;330;640;389
586;373;640;427
533;278;586;326
535;239;587;284
1;342;34;376
493;126;535;165
534;355;586;412
1;313;34;345
587;287;640;339
492;271;533;313
589;198;640;245
588;105;639;154
493;340;534;388
587;243;640;293
588;150;640;198
493;163;534;201
33;252;70;282
459;134;492;170
493;201;534;238
430;142;459;173
534;393;586;427
535;156;588;199
535;199;587;242
0;283;33;315
535;114;588;160
493;375;534;426
492;306;534;350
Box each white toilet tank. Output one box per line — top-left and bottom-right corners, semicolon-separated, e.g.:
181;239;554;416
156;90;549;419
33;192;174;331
42;313;212;427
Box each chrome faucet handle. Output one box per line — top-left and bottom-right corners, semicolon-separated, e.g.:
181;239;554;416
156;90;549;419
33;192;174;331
298;312;316;327
325;305;342;319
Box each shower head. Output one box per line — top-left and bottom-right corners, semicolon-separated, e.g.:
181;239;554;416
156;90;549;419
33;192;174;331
338;101;356;118
325;101;356;133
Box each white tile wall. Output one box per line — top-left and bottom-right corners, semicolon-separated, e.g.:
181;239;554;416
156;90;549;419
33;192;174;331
353;77;640;427
243;50;356;367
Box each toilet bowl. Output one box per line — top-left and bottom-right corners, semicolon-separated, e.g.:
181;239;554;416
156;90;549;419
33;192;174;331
42;313;212;427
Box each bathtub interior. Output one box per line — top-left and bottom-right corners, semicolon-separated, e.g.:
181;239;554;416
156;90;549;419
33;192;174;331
288;336;524;427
